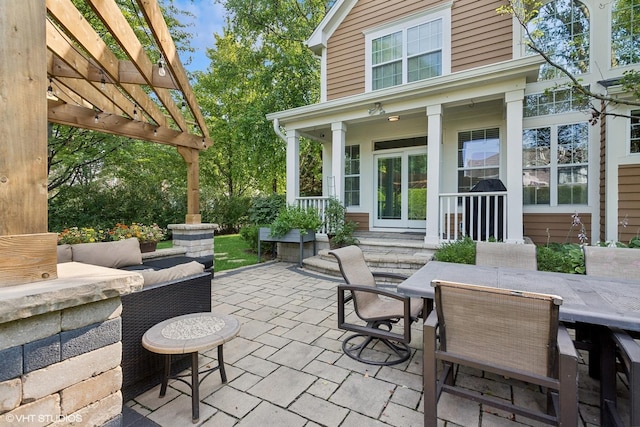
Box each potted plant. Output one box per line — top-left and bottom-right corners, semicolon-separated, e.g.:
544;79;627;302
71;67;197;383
258;205;322;265
323;198;359;248
110;223;166;252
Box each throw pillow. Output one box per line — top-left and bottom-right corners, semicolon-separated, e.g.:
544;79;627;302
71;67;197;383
140;261;205;286
71;238;142;268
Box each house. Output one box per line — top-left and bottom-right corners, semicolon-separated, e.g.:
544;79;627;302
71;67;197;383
266;0;640;246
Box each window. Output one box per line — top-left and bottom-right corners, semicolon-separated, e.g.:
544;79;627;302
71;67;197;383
631;110;640;153
523;122;589;205
366;7;451;91
612;0;640;66
528;0;590;79
344;145;360;206
457;128;500;193
524;87;589;117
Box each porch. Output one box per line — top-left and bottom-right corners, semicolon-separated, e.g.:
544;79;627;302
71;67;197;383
123;261;631;426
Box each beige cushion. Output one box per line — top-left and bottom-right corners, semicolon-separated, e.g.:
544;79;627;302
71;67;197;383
57;244;73;263
71;238;142;268
140;261;205;286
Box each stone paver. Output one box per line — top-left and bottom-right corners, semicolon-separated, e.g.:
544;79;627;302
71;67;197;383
125;261;633;427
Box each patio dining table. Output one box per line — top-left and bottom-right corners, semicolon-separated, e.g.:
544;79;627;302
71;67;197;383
398;260;640;426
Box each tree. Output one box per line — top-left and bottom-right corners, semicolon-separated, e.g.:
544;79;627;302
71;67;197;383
193;0;332;199
498;0;640;123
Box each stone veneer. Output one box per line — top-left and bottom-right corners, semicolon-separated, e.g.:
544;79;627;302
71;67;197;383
0;263;142;427
168;223;217;258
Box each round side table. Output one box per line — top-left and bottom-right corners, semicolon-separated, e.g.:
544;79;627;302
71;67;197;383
142;312;240;423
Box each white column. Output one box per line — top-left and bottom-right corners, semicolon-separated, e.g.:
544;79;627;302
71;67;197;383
286;130;300;205
425;104;442;246
505;90;525;243
322;142;333;197
331;122;347;203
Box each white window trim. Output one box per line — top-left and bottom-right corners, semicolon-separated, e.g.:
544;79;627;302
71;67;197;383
363;3;452;92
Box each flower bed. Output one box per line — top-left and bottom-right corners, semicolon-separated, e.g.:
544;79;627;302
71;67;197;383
57;223;167;245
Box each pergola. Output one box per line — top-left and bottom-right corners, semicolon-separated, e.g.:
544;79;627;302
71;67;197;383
0;0;213;286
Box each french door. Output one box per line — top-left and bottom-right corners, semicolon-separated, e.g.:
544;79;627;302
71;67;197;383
374;149;427;229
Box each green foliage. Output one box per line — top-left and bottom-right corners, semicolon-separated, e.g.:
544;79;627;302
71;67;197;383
536;243;584;274
331;220;359;248
433;237;476;265
202;195;251;234
324;198;358;248
270;205;322;238
248;194;286;226
629;236;640;248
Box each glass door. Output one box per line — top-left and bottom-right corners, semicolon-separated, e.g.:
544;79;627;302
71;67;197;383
374;150;427;229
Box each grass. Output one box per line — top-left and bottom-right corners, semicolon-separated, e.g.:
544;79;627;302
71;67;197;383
213;234;259;272
157;234;258;272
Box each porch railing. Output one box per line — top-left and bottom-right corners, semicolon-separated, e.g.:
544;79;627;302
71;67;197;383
296;196;331;234
439;191;508;242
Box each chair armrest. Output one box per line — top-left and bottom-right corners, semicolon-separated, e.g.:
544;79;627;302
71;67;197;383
611;328;640;364
557;325;579;359
339;283;408;301
372;271;409;280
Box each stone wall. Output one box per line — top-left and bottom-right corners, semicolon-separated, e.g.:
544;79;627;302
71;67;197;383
0;263;142;427
169;223;217;258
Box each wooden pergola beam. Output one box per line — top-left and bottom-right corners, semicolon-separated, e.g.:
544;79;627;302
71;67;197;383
136;0;210;139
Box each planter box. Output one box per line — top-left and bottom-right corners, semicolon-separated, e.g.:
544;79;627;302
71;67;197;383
258;227;316;267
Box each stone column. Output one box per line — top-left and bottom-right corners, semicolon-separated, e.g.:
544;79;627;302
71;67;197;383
169;223;217;258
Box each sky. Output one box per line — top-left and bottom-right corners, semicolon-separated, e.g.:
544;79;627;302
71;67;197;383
170;0;227;72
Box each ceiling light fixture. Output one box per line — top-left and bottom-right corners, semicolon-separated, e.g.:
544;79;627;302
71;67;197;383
388;115;400;122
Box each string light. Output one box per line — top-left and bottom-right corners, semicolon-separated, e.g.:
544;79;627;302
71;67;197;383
158;59;166;77
47;78;54;97
94;112;99;124
133;105;139;121
153;127;158;136
100;77;106;90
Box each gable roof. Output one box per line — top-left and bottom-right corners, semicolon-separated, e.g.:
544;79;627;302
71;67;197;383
306;0;357;54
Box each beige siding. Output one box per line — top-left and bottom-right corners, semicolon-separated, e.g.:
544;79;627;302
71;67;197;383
345;212;370;230
451;0;512;72
618;164;640;244
326;0;513;100
326;0;441;100
523;213;592;245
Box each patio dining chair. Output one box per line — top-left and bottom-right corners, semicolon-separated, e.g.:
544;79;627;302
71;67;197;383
328;245;423;366
583;245;640;425
424;280;578;426
475;241;537;270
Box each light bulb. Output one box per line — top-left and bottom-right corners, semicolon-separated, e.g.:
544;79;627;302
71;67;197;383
94;113;99;124
47;79;53;96
100;77;106;90
158;60;166;77
133;108;139;121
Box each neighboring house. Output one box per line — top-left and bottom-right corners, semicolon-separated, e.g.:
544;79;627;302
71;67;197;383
266;0;640;246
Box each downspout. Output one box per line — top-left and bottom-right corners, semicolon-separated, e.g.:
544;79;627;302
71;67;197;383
273;118;287;142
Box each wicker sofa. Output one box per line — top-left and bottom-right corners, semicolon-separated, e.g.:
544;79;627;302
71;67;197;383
57;238;213;401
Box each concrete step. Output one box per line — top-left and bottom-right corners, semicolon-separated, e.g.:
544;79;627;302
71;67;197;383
302;248;433;277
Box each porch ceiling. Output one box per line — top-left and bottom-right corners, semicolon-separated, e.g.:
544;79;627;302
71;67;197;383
46;0;211;150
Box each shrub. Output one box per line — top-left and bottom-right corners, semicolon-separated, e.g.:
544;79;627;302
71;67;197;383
536;243;584;274
270;205;322;238
248;194;286;226
433;237;476;264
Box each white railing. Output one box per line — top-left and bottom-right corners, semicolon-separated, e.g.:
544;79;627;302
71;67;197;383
296;196;331;234
439;191;508;242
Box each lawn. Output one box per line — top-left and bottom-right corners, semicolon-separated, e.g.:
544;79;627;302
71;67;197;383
158;234;258;272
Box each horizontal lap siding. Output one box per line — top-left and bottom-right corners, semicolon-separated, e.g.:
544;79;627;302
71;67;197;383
451;0;512;72
523;213;592;245
618;164;640;244
326;0;441;100
345;212;370;230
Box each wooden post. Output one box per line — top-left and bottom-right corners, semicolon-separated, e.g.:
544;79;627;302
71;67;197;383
0;1;57;286
177;146;201;224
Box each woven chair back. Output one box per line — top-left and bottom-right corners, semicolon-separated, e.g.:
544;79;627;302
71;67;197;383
329;245;378;308
475;241;537;270
433;280;562;378
583;245;640;280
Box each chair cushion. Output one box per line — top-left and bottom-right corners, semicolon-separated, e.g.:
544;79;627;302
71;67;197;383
57;244;73;263
140;261;205;286
71;238;142;268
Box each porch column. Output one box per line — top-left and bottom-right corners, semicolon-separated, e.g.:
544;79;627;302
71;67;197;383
505;90;525;243
322;142;333;197
425;105;442;246
331;122;347;203
286;130;301;205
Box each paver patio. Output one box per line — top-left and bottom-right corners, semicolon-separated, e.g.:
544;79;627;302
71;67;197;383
124;261;632;426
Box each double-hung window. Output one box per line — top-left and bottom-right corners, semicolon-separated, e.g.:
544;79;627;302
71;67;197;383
612;0;640;67
523;122;589;205
457;128;500;193
631;110;640;154
344;145;360;207
365;7;451;91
